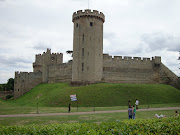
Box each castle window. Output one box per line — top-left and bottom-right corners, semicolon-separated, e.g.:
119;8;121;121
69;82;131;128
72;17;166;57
83;34;84;41
18;89;19;91
82;48;84;56
76;23;78;27
90;22;93;26
82;63;84;71
51;57;55;61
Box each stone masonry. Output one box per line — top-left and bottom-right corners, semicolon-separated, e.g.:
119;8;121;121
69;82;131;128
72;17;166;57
13;9;179;99
72;9;105;82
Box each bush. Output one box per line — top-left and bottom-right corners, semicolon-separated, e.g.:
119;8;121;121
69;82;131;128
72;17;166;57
6;95;13;100
0;117;179;134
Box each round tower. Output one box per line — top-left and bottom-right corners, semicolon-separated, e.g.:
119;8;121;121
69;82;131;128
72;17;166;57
72;9;105;82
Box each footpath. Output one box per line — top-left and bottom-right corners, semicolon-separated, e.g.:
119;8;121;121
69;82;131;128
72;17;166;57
0;107;179;118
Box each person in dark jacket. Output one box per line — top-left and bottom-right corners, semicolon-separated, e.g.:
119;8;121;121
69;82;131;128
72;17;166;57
128;105;133;119
68;103;71;113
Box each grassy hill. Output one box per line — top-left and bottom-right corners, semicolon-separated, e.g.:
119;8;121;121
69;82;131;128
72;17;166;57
6;83;180;107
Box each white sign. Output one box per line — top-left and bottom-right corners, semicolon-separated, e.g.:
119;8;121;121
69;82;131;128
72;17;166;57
70;94;77;101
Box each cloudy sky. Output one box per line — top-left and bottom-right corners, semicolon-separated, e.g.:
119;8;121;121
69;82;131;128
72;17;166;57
0;0;180;83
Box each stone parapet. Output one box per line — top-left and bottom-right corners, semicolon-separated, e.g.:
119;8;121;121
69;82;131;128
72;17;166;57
72;9;105;22
103;54;161;63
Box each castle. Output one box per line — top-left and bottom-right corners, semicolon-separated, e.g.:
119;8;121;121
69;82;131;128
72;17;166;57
14;9;179;99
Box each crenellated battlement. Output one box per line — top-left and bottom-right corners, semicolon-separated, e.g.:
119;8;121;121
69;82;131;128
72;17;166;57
15;71;42;78
103;54;161;63
72;9;105;22
35;49;63;58
33;48;63;68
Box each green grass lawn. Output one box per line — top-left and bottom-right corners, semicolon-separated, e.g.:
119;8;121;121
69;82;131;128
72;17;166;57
0;103;180;115
4;83;180;108
0;109;179;126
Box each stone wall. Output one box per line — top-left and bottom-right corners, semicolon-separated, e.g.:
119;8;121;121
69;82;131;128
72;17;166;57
14;72;42;99
48;61;72;83
159;63;180;89
0;91;13;100
14;52;179;99
102;54;156;84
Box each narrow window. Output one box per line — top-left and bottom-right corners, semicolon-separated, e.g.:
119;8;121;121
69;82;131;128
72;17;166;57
90;22;93;26
82;48;84;56
82;63;84;71
76;23;78;27
83;34;84;41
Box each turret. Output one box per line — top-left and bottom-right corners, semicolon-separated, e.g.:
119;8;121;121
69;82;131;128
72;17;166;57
72;9;105;82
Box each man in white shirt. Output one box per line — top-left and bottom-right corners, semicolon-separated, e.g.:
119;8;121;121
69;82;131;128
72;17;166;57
135;99;139;110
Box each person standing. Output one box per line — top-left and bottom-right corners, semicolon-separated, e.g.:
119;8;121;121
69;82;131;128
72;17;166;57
135;99;139;110
128;105;133;119
128;99;131;106
68;103;71;113
132;105;136;119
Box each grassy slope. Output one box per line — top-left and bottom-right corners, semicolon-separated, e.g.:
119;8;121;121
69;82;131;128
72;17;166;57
6;83;180;107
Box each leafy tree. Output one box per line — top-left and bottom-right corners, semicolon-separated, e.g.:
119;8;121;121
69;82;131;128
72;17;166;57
6;78;14;91
0;84;6;91
66;50;73;57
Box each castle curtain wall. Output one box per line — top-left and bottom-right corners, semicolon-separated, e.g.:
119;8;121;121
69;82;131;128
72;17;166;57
48;62;72;83
102;55;154;84
14;72;42;99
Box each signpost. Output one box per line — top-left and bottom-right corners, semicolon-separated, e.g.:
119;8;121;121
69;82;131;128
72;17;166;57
70;94;77;101
70;94;78;111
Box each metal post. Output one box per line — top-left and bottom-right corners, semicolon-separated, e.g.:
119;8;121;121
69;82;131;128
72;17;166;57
77;103;78;112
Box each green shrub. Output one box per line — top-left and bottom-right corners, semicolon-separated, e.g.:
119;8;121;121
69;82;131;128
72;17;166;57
0;117;179;134
6;95;13;100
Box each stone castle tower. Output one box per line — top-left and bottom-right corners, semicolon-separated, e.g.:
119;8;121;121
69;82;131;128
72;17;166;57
72;10;105;82
33;48;63;82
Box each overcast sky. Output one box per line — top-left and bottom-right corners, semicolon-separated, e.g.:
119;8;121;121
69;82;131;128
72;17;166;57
0;0;180;83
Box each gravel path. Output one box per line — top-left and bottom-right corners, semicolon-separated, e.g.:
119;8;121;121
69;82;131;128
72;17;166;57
0;107;179;118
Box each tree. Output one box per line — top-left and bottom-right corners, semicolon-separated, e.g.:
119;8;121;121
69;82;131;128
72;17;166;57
66;50;73;57
6;78;14;91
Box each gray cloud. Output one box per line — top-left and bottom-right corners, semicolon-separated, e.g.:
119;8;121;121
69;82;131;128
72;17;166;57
33;42;49;51
141;32;180;52
104;32;116;39
0;54;32;68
